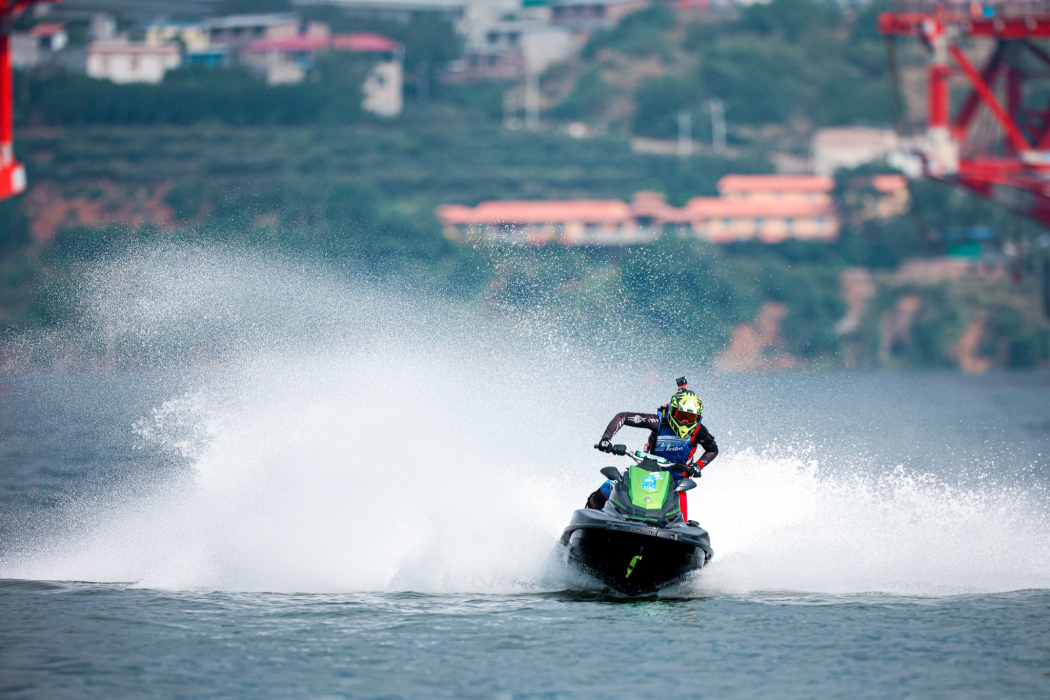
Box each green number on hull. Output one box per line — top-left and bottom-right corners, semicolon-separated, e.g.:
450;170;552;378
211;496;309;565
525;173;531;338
626;554;642;578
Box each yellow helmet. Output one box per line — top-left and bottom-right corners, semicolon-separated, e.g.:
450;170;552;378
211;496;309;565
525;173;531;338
668;389;703;439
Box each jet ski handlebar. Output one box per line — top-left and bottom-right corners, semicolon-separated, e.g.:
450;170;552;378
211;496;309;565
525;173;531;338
594;443;674;466
594;443;628;456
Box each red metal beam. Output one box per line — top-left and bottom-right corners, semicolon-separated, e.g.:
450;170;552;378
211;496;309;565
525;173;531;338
0;0;60;202
880;5;1050;227
949;44;1032;152
0;32;23;201
951;43;1004;141
879;11;1050;39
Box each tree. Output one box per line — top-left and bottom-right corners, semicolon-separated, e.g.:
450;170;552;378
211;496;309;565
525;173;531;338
734;0;839;43
633;75;698;139
701;40;813;124
215;0;292;14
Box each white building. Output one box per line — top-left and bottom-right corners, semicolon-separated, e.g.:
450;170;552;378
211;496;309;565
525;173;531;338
10;22;68;69
145;21;211;51
200;13;301;57
812;126;899;176
549;0;650;32
362;56;404;117
87;40;182;84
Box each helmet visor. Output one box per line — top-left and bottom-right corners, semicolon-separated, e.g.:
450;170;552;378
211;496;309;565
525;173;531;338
672;408;699;427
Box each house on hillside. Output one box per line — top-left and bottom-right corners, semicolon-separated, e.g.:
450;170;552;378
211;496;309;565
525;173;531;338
812;126;898;176
87;39;182;84
549;0;650;32
10;22;68;69
436;191;672;246
242;31;404;116
687;176;839;243
436;175;913;246
199;13;300;61
145;21;210;52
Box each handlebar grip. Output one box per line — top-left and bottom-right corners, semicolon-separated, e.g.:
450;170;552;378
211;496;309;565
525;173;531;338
594;443;627;455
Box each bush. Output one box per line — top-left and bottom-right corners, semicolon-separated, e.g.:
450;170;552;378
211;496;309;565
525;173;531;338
0;198;32;258
581;5;675;60
549;68;615;122
734;0;840;43
700;40;814;124
16;61;364;127
633;75;699;139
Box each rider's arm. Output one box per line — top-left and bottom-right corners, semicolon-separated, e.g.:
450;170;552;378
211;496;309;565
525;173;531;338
600;412;659;442
691;424;718;467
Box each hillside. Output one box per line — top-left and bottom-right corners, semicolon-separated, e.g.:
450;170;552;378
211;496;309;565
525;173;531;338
542;1;905;147
0;0;1047;372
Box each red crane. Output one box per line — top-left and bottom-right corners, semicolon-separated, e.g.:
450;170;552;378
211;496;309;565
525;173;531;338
879;1;1050;226
1;0;58;203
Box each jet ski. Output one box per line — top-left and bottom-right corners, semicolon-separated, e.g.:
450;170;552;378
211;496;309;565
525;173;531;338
561;445;712;595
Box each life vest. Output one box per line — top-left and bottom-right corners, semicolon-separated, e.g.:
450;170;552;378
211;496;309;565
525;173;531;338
647;407;695;465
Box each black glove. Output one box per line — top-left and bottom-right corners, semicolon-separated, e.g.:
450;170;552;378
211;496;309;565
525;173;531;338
596;439;612;453
685;463;703;478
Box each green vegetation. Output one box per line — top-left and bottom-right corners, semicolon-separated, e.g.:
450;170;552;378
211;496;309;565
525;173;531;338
17;60;367;127
555;0;894;137
2;1;1047;371
582;5;676;61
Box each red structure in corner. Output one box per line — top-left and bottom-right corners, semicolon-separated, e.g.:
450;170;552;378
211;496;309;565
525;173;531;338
879;1;1050;226
1;0;58;203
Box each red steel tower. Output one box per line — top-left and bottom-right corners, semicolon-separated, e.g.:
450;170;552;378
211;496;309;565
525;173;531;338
880;1;1050;226
1;0;58;203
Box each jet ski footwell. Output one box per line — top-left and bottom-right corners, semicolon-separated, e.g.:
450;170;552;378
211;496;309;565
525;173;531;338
560;508;713;595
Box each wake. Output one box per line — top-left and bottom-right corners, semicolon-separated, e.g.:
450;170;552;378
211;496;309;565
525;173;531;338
2;247;1048;596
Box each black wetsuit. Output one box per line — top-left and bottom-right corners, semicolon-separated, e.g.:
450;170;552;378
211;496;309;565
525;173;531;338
599;411;719;467
587;410;719;511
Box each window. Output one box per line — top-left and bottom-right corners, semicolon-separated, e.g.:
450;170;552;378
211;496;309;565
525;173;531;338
785;217;794;233
753;218;763;232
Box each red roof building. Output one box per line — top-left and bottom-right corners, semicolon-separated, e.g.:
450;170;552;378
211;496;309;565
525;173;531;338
241;30;404;116
687;175;839;243
436;175;845;246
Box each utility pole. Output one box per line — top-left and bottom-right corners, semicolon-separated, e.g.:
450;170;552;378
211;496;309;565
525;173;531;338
525;69;539;130
677;110;692;158
705;98;726;155
415;60;429;103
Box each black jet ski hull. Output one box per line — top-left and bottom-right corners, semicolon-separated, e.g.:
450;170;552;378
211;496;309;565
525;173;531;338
561;509;712;596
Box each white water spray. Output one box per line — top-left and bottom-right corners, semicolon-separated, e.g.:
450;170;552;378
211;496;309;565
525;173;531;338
3;247;1049;596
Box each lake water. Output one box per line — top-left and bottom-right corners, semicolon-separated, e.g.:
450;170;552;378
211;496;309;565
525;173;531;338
2;370;1049;699
1;252;1049;697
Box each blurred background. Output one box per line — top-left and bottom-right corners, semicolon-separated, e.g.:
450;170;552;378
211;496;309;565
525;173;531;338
3;0;1050;373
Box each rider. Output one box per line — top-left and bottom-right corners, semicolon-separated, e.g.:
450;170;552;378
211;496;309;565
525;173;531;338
587;377;717;523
